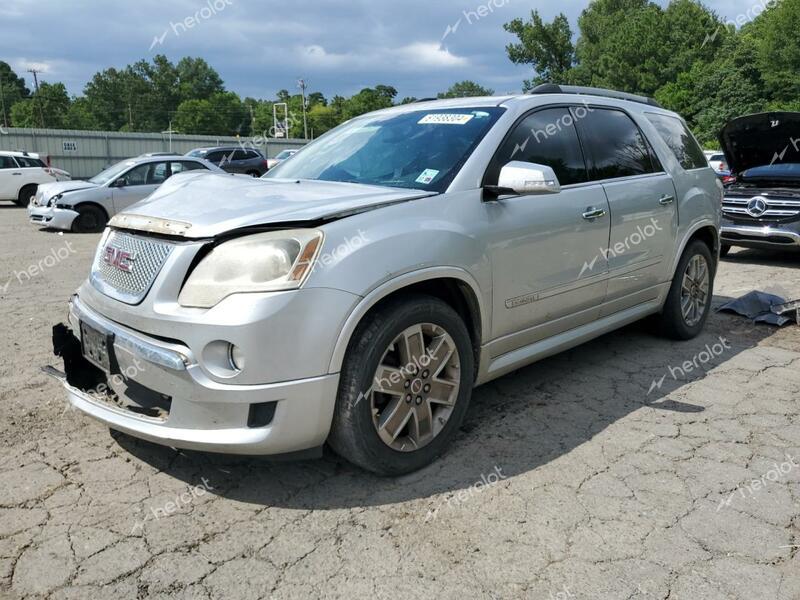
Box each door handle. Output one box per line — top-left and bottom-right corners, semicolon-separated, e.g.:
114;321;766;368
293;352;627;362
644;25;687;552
582;208;607;220
12;172;22;176
659;195;675;205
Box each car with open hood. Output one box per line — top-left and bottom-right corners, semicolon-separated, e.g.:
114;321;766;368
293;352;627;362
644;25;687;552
46;86;721;475
719;112;800;255
28;154;224;233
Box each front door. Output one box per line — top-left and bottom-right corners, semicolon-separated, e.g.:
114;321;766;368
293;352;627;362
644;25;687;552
483;107;612;355
111;161;169;213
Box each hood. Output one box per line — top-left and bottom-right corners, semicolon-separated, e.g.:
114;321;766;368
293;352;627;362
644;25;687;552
719;112;800;174
35;180;98;204
117;172;437;238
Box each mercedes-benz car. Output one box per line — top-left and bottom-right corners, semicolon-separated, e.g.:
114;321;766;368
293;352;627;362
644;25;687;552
28;154;223;233
47;86;721;475
719;112;800;255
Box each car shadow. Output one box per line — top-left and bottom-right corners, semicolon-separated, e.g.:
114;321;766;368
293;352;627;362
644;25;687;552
722;247;800;267
114;293;779;510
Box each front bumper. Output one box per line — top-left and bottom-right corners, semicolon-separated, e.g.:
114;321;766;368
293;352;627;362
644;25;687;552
28;203;78;231
47;294;340;455
720;220;800;251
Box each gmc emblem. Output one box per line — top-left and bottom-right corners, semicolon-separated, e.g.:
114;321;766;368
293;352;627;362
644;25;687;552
103;245;136;273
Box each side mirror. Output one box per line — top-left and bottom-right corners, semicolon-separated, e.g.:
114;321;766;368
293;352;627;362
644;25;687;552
111;178;126;188
497;161;561;195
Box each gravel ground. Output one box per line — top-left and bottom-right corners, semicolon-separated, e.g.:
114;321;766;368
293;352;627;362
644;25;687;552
1;205;799;600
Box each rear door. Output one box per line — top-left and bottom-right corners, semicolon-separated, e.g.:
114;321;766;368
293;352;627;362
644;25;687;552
0;155;22;200
484;106;612;353
574;107;678;315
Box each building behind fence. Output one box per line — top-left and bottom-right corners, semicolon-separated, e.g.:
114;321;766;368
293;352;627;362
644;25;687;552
0;128;308;179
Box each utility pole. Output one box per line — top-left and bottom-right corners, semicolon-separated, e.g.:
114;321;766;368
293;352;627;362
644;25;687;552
297;78;309;140
27;69;45;128
0;72;7;128
161;120;178;152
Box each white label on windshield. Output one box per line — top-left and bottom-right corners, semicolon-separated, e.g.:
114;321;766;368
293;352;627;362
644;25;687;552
418;114;474;125
416;169;440;184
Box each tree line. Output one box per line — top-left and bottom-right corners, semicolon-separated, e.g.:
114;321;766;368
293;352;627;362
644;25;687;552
0;56;492;140
1;0;796;145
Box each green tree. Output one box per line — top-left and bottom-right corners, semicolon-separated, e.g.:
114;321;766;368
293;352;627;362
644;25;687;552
747;0;800;105
504;11;575;89
437;81;494;98
10;82;70;128
342;85;397;120
0;62;29;125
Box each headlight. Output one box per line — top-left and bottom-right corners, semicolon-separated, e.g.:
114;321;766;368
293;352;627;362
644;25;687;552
178;229;323;308
47;193;63;207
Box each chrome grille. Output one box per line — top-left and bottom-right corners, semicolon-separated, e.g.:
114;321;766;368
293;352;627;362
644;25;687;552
91;231;175;304
723;195;800;220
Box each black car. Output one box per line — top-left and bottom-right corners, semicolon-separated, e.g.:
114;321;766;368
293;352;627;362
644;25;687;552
186;146;269;177
719;112;800;256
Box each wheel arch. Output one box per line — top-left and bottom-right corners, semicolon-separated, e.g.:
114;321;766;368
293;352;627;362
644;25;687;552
73;201;110;221
327;267;487;379
671;221;719;276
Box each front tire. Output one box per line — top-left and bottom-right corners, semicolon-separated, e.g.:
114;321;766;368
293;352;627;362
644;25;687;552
71;205;107;233
658;240;714;340
328;294;474;476
15;184;37;207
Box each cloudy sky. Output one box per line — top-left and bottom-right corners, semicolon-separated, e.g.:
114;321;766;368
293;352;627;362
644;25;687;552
0;0;760;101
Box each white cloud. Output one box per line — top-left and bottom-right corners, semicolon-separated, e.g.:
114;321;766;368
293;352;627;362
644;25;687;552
296;42;468;72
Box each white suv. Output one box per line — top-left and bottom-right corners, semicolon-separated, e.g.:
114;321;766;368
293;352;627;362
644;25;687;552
0;151;71;206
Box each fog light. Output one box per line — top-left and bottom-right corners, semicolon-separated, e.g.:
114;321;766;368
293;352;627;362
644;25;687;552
229;344;245;371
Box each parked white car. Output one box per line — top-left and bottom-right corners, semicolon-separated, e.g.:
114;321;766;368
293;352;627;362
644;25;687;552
266;149;298;170
28;154;223;233
704;150;728;173
0;151;71;206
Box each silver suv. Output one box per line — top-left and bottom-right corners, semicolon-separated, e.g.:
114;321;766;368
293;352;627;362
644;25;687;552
49;86;721;475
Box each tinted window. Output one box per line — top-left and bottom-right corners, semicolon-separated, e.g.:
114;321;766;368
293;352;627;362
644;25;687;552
122;162;169;186
646;113;708;170
485;107;588;186
231;149;250;161
710;154;725;162
576;109;657;180
0;156;18;169
16;156;45;168
171;161;207;173
205;151;226;163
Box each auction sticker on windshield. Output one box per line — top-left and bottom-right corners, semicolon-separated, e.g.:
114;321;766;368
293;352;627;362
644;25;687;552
418;114;474;125
415;169;440;184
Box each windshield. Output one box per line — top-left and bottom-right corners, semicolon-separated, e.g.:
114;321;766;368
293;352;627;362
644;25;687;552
266;107;505;192
89;160;136;185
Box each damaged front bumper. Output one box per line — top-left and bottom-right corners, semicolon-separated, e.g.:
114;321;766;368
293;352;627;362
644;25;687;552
45;295;339;456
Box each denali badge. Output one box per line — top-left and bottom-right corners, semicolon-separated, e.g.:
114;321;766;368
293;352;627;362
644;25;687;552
103;245;136;273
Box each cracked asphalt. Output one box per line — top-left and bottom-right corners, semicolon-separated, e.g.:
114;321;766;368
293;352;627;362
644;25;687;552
1;206;799;599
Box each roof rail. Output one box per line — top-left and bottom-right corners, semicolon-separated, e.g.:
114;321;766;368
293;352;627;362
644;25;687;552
527;83;662;108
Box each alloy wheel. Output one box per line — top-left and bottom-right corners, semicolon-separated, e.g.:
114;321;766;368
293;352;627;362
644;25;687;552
369;323;461;452
680;254;710;327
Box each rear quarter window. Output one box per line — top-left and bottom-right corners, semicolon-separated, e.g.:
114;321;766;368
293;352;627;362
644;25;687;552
646;113;708;170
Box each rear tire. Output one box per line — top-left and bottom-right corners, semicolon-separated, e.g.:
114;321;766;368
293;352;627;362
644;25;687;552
658;240;714;340
328;294;474;476
15;184;37;207
71;205;107;233
720;244;731;258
